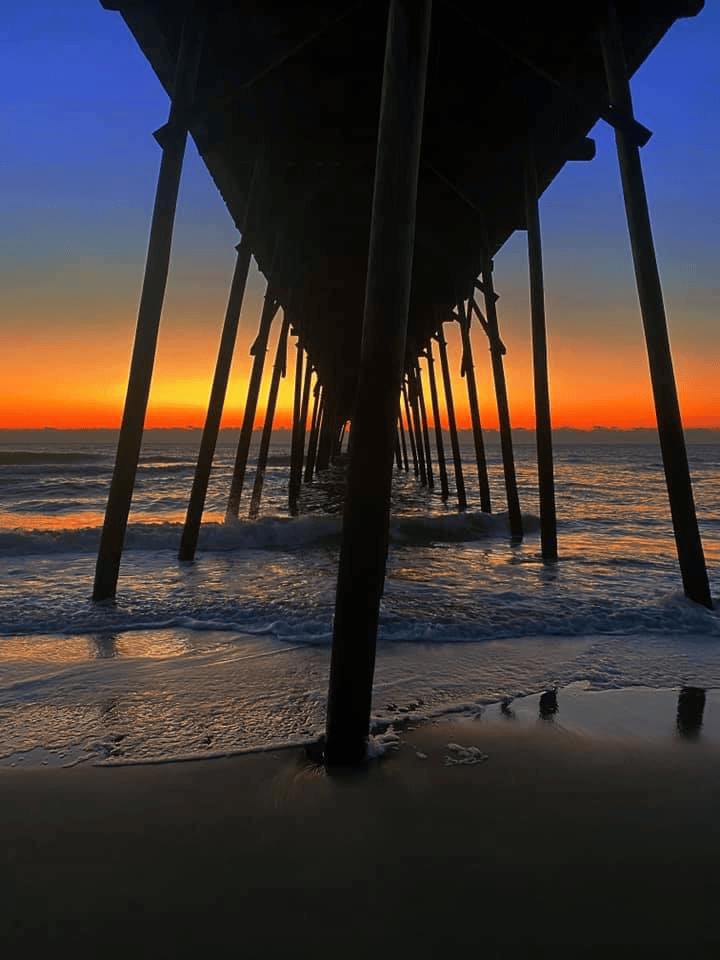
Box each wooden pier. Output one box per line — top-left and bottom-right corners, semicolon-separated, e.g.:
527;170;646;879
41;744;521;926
94;0;713;762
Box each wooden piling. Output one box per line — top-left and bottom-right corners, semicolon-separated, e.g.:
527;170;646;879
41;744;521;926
402;381;420;476
315;393;334;472
93;7;204;600
424;341;449;501
395;432;402;470
325;0;432;765
525;148;558;560
414;360;435;489
599;3;711;608
407;369;428;485
226;287;279;518
304;386;323;483
249;311;290;519
179;239;252;561
289;354;312;513
457;300;491;513
479;261;523;541
398;411;409;471
434;322;467;510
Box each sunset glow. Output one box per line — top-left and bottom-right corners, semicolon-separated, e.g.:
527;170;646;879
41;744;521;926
1;3;718;433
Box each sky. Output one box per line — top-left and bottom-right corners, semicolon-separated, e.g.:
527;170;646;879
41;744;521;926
1;1;718;430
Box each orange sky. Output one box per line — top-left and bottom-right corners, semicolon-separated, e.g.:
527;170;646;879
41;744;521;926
2;286;716;430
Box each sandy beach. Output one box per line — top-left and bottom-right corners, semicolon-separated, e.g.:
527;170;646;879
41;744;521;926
4;699;720;957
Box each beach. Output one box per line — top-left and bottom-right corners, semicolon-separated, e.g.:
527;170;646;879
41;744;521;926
2;430;719;953
4;702;720;956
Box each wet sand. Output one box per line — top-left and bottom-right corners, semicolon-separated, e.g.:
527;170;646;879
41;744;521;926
3;712;720;957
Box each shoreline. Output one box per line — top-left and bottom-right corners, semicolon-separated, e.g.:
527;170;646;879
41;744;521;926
4;693;720;953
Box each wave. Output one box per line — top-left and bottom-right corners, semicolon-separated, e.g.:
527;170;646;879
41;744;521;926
0;510;529;556
0;451;106;465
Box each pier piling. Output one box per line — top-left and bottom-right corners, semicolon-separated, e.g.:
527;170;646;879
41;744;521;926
599;3;711;608
402;381;420;477
289;353;312;513
457;300;491;513
226;287;280;518
93;6;204;600
304;387;323;483
325;0;432;765
434;321;467;510
179;239;251;561
525;147;558;561
423;346;448;500
249;310;291;519
479;260;523;540
414;360;435;490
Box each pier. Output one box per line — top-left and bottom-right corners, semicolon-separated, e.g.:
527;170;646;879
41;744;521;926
93;0;713;763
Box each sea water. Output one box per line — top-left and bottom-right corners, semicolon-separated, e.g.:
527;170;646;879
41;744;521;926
1;429;718;766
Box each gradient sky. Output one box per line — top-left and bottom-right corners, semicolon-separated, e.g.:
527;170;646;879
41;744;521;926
1;1;718;429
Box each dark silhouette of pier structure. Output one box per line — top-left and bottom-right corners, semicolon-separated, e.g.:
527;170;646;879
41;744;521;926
94;0;713;763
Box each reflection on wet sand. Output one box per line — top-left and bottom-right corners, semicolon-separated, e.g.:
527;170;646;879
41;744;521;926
676;686;706;739
494;685;712;743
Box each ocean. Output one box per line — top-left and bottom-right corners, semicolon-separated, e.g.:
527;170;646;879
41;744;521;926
1;428;718;767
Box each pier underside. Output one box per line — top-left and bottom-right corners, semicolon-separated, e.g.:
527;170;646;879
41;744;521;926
108;0;691;413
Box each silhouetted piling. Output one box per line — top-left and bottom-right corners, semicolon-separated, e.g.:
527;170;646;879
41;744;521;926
525;148;558;561
315;395;334;472
424;343;448;500
304;386;323;483
434;322;466;510
290;354;312;513
395;432;402;470
249;311;290;519
479;261;522;540
457;300;491;513
398;412;409;471
325;0;432;766
226;287;280;518
402;381;419;476
407;369;428;485
414;361;434;489
93;7;204;600
179;239;251;561
599;3;711;608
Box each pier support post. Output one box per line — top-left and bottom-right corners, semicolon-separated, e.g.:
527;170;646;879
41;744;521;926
398;410;409;471
249;311;290;519
289;352;312;513
599;4;711;608
414;362;434;489
424;340;449;501
179;239;251;561
479;261;523;541
93;7;204;600
525;148;558;561
458;300;491;513
315;393;335;472
226;287;280;518
407;369;428;485
304;386;323;483
325;0;432;765
434;321;467;510
402;381;420;477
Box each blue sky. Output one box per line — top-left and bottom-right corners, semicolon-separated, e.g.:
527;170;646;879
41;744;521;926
1;1;718;427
